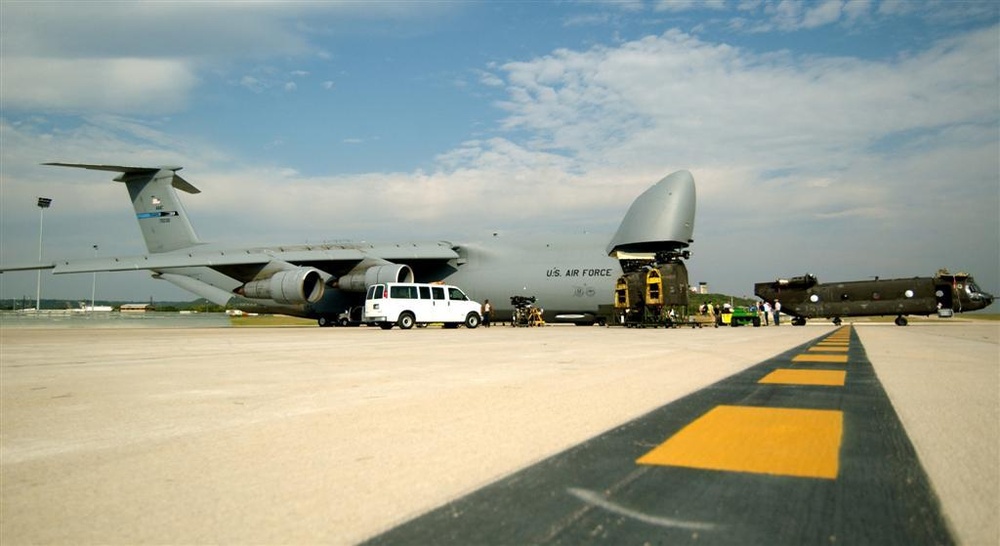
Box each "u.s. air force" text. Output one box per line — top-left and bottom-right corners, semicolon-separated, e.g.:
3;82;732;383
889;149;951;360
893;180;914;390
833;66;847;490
546;268;614;278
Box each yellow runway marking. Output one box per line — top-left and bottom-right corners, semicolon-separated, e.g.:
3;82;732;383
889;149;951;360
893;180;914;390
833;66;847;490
637;405;843;479
808;346;848;352
793;354;849;363
759;369;847;386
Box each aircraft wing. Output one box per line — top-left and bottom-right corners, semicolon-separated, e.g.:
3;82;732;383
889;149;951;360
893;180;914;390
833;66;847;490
0;262;56;272
30;242;461;282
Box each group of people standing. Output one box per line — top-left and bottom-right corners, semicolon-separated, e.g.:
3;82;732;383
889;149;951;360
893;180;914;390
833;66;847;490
699;299;782;326
757;299;781;326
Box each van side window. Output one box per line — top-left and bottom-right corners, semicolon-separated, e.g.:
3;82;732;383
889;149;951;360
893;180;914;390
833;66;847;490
448;287;469;301
368;285;383;300
419;286;431;300
390;285;418;299
431;286;445;300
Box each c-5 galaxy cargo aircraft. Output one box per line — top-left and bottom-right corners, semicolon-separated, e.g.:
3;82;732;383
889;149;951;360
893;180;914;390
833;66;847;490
755;271;994;326
2;163;696;326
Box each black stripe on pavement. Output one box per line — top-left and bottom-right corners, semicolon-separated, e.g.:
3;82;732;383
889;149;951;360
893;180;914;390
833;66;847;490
362;328;954;546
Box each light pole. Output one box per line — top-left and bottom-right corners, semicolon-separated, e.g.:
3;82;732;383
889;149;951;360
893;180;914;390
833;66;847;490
90;244;99;312
35;197;52;312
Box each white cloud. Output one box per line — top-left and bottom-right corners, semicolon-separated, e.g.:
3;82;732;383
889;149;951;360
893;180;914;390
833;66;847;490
481;25;998;290
0;2;457;115
653;0;726;12
801;0;845;29
1;58;198;114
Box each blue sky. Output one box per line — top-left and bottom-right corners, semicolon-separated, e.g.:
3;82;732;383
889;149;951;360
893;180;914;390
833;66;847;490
1;0;998;303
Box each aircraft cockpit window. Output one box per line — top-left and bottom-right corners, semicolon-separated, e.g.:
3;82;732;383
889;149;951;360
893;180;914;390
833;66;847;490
967;283;980;294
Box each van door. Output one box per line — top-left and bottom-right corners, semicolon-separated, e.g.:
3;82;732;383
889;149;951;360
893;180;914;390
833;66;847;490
364;284;386;322
446;286;474;322
428;285;448;322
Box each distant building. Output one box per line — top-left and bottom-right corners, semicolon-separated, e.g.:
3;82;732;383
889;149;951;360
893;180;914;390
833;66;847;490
699;282;708;294
120;303;155;313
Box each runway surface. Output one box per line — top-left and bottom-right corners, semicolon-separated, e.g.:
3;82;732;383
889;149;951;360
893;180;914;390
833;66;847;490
1;321;996;544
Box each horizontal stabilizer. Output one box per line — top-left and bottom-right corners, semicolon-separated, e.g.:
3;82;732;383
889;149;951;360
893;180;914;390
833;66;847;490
43;163;200;194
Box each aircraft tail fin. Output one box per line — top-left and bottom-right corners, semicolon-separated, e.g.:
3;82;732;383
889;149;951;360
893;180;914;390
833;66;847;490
45;163;202;253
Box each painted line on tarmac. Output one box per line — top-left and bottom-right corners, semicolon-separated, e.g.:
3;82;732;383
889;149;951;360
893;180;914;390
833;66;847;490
362;327;954;546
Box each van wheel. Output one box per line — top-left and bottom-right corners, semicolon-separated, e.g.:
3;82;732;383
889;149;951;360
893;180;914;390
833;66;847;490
398;312;415;330
465;312;481;329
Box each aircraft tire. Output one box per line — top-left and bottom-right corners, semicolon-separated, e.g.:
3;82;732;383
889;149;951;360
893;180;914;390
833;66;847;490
895;316;908;326
464;312;481;329
398;312;415;330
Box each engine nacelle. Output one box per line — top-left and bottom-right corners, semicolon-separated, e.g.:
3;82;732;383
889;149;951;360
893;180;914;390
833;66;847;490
337;263;414;292
241;267;325;304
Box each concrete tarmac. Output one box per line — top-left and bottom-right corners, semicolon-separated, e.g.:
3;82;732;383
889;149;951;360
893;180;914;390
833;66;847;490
1;322;997;544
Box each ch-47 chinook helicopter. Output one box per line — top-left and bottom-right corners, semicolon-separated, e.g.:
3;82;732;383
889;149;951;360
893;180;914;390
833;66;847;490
754;270;994;326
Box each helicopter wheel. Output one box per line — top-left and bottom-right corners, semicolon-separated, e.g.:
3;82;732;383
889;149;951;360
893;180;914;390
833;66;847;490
894;315;908;326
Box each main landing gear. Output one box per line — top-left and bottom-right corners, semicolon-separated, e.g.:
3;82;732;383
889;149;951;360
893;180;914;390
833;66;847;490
894;315;908;326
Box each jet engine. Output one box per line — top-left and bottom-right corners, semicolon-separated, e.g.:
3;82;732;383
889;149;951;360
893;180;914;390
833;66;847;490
336;263;414;293
240;267;325;304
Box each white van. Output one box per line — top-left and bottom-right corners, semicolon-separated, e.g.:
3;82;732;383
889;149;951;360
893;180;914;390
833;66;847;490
363;282;482;330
